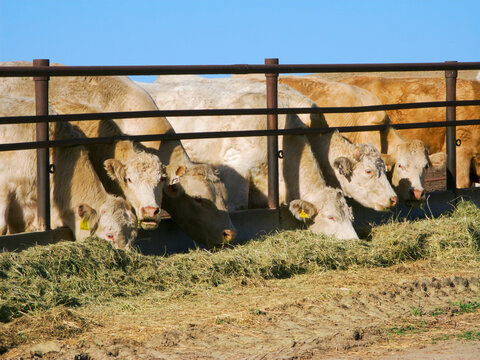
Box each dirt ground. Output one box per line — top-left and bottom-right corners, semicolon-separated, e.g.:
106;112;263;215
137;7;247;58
2;259;480;360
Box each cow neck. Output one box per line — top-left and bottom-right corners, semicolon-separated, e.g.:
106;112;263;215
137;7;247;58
281;133;327;206
380;126;404;155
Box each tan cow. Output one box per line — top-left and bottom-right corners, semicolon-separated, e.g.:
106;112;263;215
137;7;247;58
0;62;236;248
0;96;138;249
51;100;168;230
139;76;370;239
240;74;431;206
340;76;480;188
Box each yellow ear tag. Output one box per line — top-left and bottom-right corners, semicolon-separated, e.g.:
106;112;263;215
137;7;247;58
299;210;309;219
80;218;89;231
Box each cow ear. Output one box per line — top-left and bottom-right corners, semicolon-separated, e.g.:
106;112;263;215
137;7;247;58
77;203;99;235
289;199;317;223
381;154;395;172
333;157;353;182
175;166;185;177
104;159;127;183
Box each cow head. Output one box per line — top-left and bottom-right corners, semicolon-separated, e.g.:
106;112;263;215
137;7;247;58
77;196;138;250
289;188;358;240
162;163;237;248
333;143;398;211
104;150;167;230
382;140;430;207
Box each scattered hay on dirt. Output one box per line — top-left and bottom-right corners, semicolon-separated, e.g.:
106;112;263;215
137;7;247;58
1;200;480;327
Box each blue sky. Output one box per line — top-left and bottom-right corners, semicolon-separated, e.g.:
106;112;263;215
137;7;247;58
1;0;479;81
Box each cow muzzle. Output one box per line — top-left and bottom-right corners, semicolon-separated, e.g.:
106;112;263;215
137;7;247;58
222;229;236;243
139;206;161;230
410;188;425;201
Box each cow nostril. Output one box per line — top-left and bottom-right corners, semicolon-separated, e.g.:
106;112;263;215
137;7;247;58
141;206;160;218
223;229;236;242
390;196;398;207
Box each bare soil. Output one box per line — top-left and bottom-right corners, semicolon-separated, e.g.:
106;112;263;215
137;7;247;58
2;259;480;359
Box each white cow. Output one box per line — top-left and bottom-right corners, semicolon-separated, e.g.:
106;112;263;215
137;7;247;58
138;76;358;239
141;76;398;210
0;96;138;249
279;75;431;206
0;62;236;248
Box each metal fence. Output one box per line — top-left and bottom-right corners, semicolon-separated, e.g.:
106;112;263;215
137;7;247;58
1;58;480;232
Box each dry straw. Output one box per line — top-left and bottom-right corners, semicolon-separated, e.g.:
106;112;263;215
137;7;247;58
1;201;480;324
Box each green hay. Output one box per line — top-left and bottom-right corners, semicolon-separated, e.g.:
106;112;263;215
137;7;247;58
1;200;480;324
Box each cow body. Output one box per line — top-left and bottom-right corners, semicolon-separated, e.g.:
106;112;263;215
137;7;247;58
272;75;431;205
0;62;236;248
139;76;361;239
0;97;138;249
340;76;480;188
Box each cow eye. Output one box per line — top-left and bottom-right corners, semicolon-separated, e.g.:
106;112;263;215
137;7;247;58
398;164;403;169
365;170;373;175
127;178;133;183
328;216;335;221
106;233;115;242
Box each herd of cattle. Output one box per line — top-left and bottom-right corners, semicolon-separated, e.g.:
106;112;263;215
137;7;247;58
1;61;479;250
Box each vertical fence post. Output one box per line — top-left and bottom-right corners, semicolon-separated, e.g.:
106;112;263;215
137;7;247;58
33;59;51;230
265;58;279;209
445;61;457;193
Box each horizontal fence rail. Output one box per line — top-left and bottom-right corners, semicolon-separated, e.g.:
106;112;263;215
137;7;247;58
1;62;480;77
2;100;480;126
2;119;480;152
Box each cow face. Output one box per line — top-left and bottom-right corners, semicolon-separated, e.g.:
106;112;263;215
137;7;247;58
163;163;236;248
333;144;398;211
383;140;429;207
104;151;167;230
289;188;358;240
78;196;138;250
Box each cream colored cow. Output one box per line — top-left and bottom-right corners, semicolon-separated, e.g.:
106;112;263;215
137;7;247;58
0;62;236;248
237;74;430;206
146;76;398;211
138;76;364;239
0;97;138;249
52;100;168;231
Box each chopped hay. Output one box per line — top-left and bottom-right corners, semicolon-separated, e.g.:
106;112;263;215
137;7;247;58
1;200;479;327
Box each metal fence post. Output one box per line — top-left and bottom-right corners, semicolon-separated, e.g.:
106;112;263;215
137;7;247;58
265;58;279;209
33;59;51;230
445;61;457;192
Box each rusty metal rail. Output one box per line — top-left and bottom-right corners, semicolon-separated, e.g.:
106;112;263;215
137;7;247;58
1;61;480;77
0;59;480;232
2;100;480;126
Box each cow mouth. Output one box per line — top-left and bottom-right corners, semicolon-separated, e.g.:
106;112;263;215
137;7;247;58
404;199;424;208
373;203;392;212
139;218;160;230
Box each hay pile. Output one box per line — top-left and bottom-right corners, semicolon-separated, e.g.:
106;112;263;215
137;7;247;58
1;201;480;324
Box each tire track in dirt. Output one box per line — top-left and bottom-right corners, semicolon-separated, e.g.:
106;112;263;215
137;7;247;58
254;275;480;360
